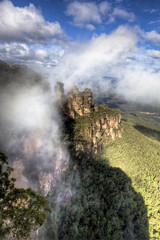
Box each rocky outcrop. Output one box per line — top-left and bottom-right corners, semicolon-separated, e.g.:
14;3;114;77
55;82;123;154
74;105;122;154
55;82;93;118
67;86;93;118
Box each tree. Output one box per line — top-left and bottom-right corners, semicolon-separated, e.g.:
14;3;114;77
0;152;51;240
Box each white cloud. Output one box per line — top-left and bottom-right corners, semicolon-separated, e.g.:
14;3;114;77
86;24;95;31
49;25;160;106
144;30;160;46
111;8;135;22
49;25;138;90
116;64;160;105
147;49;160;58
66;1;135;30
0;62;69;187
66;1;111;30
0;42;64;70
0;0;67;44
66;1;102;27
99;1;111;15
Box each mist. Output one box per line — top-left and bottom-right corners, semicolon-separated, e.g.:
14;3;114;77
49;25;160;107
0;63;69;194
0;25;159;195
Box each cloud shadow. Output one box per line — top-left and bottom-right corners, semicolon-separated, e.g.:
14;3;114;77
134;125;160;141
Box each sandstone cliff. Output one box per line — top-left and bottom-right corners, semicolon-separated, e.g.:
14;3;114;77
55;82;123;154
67;86;92;118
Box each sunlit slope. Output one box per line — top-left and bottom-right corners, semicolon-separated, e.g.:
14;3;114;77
100;121;160;239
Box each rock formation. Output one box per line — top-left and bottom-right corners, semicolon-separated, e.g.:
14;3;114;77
55;82;123;154
67;86;93;118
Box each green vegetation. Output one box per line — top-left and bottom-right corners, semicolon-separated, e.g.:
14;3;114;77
92;105;120;121
74;106;120;144
74;116;92;142
44;156;149;240
134;125;160;142
94;96;160;238
99;120;160;239
66;105;160;239
0;60;158;239
122;112;159;128
0;152;50;240
52;104;153;239
122;111;160;141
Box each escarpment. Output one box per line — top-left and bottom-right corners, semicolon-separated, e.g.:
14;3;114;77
67;86;93;118
55;82;123;154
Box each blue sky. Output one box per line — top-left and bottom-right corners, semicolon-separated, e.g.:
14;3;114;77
6;0;160;42
0;0;160;104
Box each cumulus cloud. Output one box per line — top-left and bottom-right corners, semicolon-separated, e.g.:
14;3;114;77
116;64;160;105
0;42;64;70
66;1;111;29
86;24;95;31
0;0;67;44
98;1;111;15
66;1;102;28
147;49;160;58
144;30;160;46
49;25;160;106
111;8;135;22
0;0;136;69
49;25;138;89
66;1;135;30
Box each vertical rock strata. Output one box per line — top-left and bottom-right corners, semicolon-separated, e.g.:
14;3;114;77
67;86;93;118
55;82;123;154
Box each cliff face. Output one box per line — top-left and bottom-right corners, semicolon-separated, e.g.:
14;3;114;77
67;86;92;118
55;82;123;154
74;105;122;154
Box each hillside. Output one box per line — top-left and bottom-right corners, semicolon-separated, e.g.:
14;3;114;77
98;113;160;239
55;82;123;154
0;59;158;239
40;87;150;240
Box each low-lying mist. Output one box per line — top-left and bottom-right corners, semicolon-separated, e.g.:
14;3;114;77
0;62;69;193
49;26;160;108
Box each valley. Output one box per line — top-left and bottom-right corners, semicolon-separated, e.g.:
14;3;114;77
95;95;160;239
0;60;160;239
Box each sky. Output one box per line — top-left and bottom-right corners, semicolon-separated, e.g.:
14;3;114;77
0;0;160;105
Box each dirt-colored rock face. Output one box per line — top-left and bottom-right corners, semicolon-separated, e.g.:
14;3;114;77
67;86;93;118
55;82;123;155
74;105;123;155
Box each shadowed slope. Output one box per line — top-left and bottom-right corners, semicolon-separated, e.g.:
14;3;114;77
44;157;149;240
100;121;160;239
134;125;160;141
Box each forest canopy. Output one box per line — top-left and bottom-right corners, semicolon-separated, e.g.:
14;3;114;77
0;152;50;240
